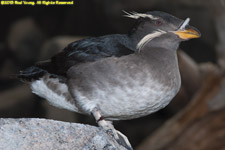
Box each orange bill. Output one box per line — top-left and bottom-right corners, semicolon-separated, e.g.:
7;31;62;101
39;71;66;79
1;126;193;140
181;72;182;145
174;28;201;40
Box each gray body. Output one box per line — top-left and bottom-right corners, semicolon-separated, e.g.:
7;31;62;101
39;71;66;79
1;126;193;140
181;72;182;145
68;48;180;120
31;45;181;120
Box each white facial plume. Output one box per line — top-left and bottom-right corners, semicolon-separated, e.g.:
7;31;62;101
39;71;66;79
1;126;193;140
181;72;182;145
137;30;167;51
123;11;159;20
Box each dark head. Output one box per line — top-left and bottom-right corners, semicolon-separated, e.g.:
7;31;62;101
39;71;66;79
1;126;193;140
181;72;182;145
124;11;201;51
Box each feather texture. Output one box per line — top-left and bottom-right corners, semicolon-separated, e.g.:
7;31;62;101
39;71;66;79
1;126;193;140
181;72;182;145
123;10;159;20
137;29;167;51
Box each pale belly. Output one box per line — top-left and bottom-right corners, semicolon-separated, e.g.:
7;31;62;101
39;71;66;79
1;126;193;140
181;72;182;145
31;74;179;121
100;82;178;120
70;71;181;120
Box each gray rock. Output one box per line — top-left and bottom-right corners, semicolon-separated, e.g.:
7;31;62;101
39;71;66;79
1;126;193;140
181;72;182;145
0;118;127;150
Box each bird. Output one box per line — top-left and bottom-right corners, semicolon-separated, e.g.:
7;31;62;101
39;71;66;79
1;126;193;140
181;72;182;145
18;11;200;150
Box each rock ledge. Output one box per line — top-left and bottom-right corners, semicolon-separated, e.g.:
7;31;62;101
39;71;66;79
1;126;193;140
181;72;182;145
0;118;126;150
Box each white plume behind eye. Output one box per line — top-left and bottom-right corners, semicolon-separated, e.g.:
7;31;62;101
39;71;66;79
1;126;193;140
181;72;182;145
122;10;159;20
137;29;167;51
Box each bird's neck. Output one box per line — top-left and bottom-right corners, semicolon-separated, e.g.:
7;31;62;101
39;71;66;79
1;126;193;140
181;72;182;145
137;46;178;63
146;36;180;50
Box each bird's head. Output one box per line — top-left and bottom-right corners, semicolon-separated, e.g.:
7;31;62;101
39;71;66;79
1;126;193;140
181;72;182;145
124;11;201;51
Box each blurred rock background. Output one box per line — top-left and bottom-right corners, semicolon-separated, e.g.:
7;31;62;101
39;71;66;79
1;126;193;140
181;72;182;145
0;0;225;149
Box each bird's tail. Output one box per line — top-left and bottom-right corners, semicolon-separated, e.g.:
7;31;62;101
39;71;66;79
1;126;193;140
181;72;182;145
16;60;56;82
17;66;47;82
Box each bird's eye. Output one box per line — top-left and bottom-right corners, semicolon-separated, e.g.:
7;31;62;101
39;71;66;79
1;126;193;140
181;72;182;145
155;20;163;26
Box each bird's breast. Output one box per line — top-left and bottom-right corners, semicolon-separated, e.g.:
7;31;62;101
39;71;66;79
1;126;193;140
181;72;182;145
95;70;180;120
68;55;181;120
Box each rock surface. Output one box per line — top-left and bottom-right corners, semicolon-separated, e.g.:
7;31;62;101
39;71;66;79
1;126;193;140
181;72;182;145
0;118;127;150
